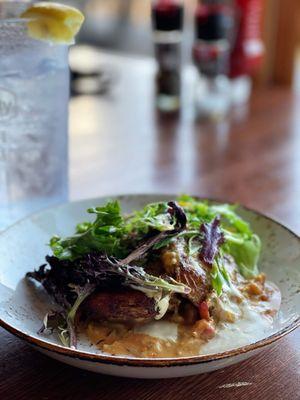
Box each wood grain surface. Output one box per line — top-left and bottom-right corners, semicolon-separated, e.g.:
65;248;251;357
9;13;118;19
1;50;299;399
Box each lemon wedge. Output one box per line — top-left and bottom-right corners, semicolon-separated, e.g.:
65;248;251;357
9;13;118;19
20;2;84;44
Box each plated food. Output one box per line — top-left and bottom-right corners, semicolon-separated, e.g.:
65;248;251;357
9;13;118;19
26;195;282;358
0;194;298;378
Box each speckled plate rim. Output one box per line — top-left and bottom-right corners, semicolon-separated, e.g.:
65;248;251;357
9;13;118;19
0;193;299;368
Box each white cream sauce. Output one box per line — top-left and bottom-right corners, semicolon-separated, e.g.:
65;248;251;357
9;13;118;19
136;281;281;355
135;320;178;342
201;300;274;354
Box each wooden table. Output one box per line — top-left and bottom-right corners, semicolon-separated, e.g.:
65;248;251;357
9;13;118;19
1;49;300;399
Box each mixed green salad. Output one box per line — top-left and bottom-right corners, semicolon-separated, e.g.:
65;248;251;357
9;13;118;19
27;195;262;348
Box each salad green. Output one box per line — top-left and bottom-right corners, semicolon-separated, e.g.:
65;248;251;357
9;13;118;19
49;195;261;295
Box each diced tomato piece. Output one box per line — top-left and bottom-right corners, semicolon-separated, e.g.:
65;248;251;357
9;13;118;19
199;301;210;320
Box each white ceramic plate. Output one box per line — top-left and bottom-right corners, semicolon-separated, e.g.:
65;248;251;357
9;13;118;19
0;194;299;379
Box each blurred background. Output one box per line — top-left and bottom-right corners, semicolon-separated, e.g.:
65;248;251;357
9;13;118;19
67;0;300;89
62;0;300;215
1;0;300;228
65;0;300;124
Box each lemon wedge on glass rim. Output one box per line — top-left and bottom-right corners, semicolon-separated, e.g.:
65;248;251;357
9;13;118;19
20;2;84;44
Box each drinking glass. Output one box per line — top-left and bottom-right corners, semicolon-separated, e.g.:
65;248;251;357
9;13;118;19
0;2;69;229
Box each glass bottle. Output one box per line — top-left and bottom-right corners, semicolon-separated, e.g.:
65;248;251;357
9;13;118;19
193;2;233;119
151;0;184;112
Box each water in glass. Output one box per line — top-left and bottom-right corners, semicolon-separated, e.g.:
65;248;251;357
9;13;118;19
0;4;69;229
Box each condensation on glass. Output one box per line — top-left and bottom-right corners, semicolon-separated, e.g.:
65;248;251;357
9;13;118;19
0;3;69;229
